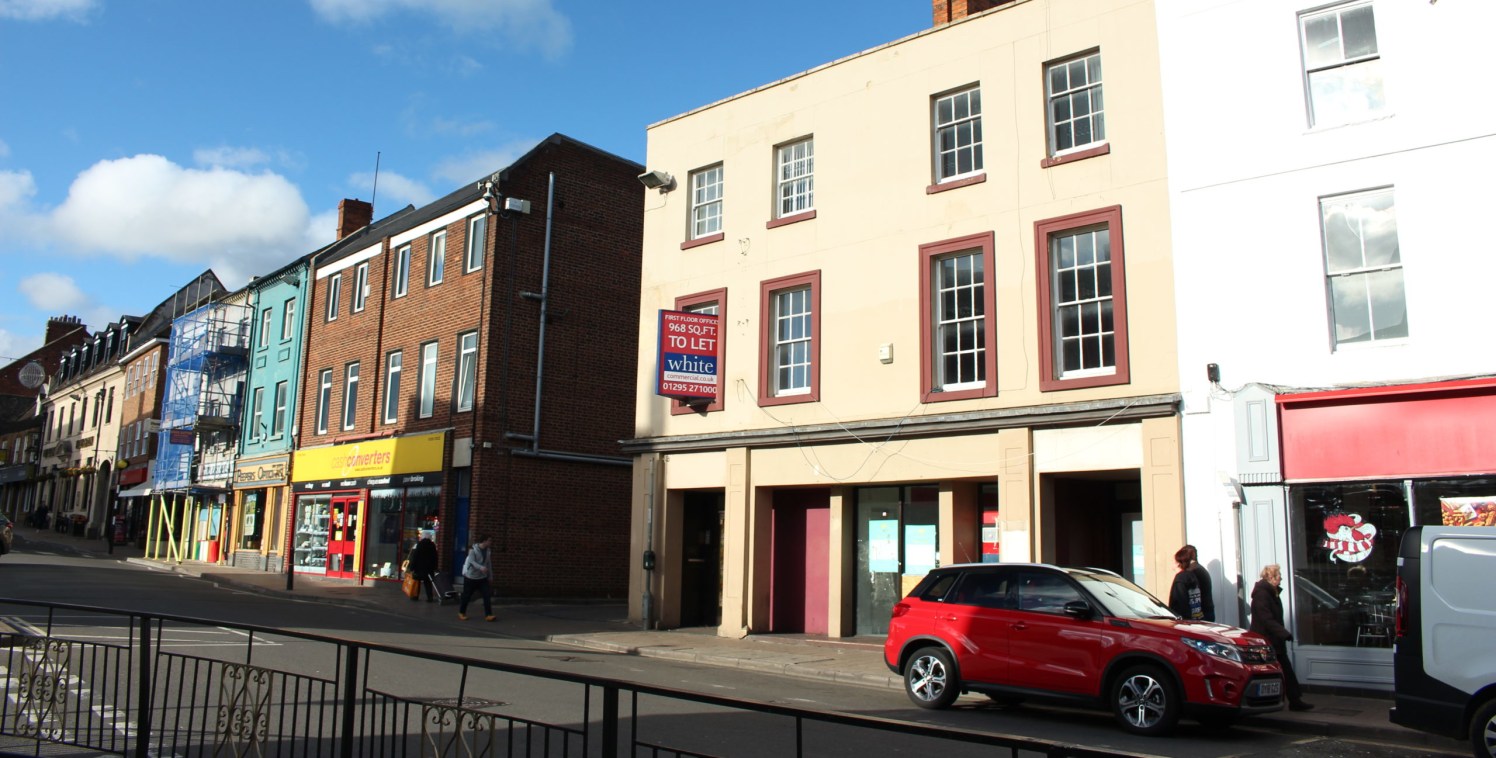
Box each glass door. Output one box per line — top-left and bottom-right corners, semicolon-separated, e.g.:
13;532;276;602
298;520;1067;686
854;486;938;635
326;493;363;579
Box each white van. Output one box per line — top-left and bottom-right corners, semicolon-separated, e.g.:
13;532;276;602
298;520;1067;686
1390;526;1496;758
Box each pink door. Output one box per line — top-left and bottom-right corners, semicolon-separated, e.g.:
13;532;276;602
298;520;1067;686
770;489;830;634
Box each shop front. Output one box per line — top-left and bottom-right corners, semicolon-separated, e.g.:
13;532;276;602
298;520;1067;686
630;411;1184;638
1273;377;1496;689
231;455;291;572
115;461;154;545
290;432;446;583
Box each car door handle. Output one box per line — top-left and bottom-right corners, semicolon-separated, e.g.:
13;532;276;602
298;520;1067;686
1010;621;1027;631
939;614;958;621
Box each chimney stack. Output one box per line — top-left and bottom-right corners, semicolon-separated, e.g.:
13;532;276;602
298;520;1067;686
933;0;1007;26
44;315;84;345
337;199;374;240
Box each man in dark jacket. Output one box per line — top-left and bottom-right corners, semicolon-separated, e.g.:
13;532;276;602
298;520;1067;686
1249;564;1313;711
406;531;439;602
1169;544;1215;621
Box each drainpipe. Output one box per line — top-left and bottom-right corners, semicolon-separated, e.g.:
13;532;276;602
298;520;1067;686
523;172;556;454
642;454;655;630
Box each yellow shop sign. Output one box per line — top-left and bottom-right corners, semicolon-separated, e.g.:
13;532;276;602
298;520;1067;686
292;432;445;484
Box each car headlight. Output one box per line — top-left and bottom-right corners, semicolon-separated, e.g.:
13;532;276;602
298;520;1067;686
1181;637;1243;663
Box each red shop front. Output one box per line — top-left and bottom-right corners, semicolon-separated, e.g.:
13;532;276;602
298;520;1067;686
1273;377;1496;685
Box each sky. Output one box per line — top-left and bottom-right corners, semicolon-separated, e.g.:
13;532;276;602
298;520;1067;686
0;0;930;363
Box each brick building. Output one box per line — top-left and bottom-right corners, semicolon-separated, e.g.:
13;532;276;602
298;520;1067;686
291;134;642;597
0;315;91;522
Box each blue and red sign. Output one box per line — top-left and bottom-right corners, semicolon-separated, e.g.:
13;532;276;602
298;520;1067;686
656;310;720;402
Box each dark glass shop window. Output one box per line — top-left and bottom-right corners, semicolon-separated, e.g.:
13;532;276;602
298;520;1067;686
1412;477;1496;528
1288;481;1405;648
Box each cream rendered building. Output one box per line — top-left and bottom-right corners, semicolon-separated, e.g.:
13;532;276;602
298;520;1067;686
627;0;1183;637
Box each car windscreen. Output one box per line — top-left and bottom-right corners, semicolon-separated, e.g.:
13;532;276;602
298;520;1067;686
1070;571;1176;619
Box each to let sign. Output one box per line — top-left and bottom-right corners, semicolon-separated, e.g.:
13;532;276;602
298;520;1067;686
656;310;719;402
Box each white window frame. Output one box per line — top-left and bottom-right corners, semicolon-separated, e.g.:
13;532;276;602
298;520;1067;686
933;250;986;391
690;165;724;239
1046;52;1105;156
259;309;272;349
1050;225;1116;379
456;332;478;412
464;215;486;273
1299;1;1383;128
281;298;296;341
383;351;402;424
772;287;813;397
393;245;411;298
1320;187;1405;348
428;230;446;285
776;138;814;218
250;387;265;440
326;273;342;322
316;369;332;435
933;86;983;182
419;341;438;419
342;362;360;431
272;380;288;437
352;261;369;313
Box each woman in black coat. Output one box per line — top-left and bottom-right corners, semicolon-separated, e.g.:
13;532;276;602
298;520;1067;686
405;531;438;602
1249;564;1313;711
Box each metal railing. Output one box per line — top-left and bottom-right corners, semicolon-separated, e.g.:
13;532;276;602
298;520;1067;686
0;598;1142;758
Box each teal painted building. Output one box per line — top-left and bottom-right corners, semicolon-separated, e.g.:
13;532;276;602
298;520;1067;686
228;254;313;571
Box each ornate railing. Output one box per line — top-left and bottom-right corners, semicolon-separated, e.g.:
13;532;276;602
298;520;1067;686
0;598;1140;758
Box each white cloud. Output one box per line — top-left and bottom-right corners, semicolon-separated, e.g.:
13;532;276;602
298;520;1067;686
0;169;36;208
18;272;88;311
431;141;535;186
0;155;322;288
0;137;10;158
310;0;573;60
0;0;97;22
349;169;434;209
193;146;270;170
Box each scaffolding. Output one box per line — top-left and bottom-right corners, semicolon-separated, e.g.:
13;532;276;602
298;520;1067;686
156;300;250;492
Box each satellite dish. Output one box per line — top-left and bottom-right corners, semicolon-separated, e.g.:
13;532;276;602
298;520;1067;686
18;361;45;389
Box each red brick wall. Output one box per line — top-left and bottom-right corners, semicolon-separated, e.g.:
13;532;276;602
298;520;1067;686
0;324;88;399
469;140;644;598
298;139;643;598
117;343;166;469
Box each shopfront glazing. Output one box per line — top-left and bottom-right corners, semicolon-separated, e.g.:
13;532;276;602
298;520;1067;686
1288;475;1496;651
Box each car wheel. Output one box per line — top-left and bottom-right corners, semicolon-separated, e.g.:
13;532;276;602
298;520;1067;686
1110;664;1180;736
904;646;959;710
1471;697;1496;758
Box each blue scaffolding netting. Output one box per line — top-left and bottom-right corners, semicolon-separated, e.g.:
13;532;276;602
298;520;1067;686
156;300;250;491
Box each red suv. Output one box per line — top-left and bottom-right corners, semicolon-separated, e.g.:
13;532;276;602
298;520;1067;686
884;563;1284;735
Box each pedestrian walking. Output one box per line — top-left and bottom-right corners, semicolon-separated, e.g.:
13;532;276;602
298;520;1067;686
405;530;438;602
457;535;494;622
1168;544;1215;621
1249;564;1314;712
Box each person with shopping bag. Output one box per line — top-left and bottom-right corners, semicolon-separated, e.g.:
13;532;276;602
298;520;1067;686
404;530;438;602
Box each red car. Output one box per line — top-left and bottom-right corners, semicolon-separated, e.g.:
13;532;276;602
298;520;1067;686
884;563;1284;735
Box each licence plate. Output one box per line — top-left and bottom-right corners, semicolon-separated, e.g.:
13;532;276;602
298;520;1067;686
1254;679;1282;698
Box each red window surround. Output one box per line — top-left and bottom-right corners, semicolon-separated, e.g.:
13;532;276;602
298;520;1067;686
758;271;821;407
919;232;998;403
672;288;727;415
1034;205;1130;392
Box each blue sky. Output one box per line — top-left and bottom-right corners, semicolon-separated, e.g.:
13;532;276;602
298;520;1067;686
0;0;928;363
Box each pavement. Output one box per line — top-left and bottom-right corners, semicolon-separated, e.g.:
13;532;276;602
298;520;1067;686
6;527;1471;754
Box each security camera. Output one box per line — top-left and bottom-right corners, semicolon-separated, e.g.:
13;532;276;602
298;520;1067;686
637;170;674;191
